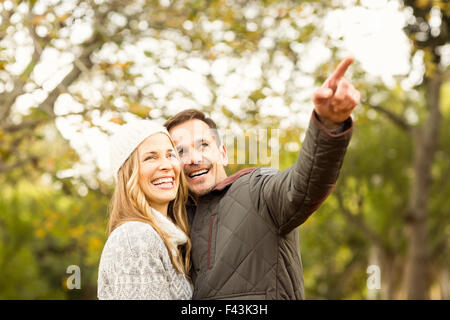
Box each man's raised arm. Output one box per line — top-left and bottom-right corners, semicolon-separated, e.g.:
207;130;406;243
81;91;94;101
249;57;360;235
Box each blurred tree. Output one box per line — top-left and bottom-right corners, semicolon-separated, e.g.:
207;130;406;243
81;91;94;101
362;0;449;299
300;0;450;299
0;0;448;300
398;0;449;300
0;0;343;299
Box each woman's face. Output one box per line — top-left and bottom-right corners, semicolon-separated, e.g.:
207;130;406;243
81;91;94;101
137;133;180;214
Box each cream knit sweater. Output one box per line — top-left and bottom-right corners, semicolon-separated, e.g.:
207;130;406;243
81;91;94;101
97;209;193;300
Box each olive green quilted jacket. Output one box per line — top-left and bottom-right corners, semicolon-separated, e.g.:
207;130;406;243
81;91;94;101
187;111;353;300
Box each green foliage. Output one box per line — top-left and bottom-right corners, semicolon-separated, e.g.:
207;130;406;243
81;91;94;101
0;0;448;299
0;179;109;299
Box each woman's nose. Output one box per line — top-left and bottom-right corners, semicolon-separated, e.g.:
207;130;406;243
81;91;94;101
158;157;173;171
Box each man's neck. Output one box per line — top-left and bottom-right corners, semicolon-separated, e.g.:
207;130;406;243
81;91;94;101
216;168;228;185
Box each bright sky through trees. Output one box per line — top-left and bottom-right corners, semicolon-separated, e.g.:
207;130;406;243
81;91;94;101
6;0;449;182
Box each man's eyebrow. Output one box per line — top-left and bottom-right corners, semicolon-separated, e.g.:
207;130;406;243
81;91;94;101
194;138;210;145
174;139;210;152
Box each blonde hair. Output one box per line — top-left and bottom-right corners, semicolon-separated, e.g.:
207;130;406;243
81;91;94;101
107;142;191;277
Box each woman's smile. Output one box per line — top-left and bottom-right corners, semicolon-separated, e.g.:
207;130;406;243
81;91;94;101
151;176;175;190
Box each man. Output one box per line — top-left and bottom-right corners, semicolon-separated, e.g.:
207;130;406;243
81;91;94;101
164;57;360;299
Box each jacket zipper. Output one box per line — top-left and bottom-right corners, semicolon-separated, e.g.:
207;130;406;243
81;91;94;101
207;215;215;269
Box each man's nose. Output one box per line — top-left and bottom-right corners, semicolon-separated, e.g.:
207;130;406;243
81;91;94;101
184;149;203;165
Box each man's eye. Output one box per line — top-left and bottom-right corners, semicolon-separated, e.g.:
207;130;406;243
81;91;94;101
201;143;208;148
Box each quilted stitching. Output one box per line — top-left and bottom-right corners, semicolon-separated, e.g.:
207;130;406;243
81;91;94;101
191;179;283;299
190;114;353;300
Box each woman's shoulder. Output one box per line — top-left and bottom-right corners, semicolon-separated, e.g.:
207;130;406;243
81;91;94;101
111;220;156;236
105;221;165;256
98;221;169;285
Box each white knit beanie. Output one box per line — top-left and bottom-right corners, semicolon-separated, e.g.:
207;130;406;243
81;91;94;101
109;119;171;181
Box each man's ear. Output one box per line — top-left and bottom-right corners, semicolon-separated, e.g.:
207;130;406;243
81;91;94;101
220;144;228;166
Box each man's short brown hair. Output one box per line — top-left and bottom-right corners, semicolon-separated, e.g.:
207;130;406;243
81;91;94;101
164;109;221;145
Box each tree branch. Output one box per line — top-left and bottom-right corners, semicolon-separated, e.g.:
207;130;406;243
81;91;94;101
335;189;391;256
0;157;38;174
0;15;50;123
369;104;412;133
37;41;97;117
2;119;42;133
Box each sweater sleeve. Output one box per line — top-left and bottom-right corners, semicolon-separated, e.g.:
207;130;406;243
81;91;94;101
97;222;172;300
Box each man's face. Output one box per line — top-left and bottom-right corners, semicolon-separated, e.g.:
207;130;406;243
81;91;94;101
169;119;228;197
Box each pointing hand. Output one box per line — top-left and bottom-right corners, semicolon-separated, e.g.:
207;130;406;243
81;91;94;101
313;57;361;129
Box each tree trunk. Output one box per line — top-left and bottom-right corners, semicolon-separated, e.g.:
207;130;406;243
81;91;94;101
379;250;404;299
404;73;442;299
440;267;450;300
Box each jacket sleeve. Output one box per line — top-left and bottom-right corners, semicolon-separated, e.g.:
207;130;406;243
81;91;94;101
97;222;172;300
249;111;353;235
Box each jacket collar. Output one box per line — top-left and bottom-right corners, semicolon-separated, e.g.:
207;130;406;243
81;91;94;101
186;168;257;208
212;167;256;191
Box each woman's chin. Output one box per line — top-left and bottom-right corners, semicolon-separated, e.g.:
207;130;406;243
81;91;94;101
152;192;177;204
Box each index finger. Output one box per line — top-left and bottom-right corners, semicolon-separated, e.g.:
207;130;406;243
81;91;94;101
325;56;354;87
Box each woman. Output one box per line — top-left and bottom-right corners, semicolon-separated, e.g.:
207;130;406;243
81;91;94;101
97;119;192;299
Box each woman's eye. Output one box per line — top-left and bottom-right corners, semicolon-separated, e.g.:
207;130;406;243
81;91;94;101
145;156;156;161
168;153;177;158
